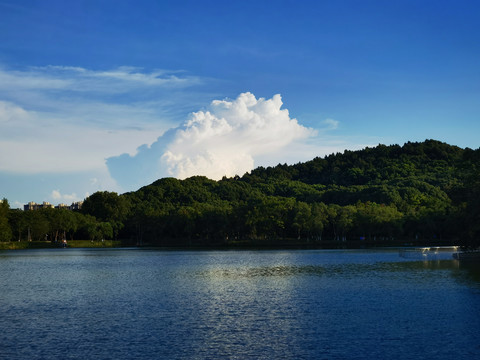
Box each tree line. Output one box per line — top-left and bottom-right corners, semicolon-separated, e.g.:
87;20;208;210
0;204;114;243
1;140;479;248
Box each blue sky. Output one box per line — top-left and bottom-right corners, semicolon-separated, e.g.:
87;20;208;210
1;0;479;208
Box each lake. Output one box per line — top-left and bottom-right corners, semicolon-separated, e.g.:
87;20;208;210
1;248;479;359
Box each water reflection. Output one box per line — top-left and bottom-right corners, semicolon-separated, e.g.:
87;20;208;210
196;259;477;281
198;264;326;278
188;253;480;359
1;249;480;359
453;261;480;287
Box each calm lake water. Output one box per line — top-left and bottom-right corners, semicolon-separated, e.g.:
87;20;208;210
1;248;479;359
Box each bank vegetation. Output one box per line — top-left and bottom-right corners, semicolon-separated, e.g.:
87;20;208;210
1;140;479;248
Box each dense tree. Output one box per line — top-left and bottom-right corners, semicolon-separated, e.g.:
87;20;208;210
3;140;479;247
0;199;12;242
8;209;27;241
82;191;130;239
115;140;480;246
453;148;480;248
24;210;49;241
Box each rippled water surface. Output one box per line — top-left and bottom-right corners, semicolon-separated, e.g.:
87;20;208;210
1;248;479;359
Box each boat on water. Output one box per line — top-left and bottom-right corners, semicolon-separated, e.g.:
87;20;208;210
399;246;459;260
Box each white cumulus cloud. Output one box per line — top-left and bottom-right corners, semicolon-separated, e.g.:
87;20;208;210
162;92;315;178
107;92;317;188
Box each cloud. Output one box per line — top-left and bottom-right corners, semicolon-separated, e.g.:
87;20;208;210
323;118;339;130
0;65;208;175
51;190;77;203
0;64;377;204
0;65;201;94
51;190;62;200
0;65;203;130
0;102;161;173
107;92;317;188
0;100;30;123
1;166;115;207
0;64;221;204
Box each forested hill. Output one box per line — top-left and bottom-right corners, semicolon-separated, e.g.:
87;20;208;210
247;139;464;187
112;139;478;247
3;140;479;248
234;139;469;207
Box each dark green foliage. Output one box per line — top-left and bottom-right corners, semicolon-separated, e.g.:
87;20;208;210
452;148;480;249
3;140;479;247
81;191;129;239
0;199;12;242
112;140;478;246
282;139;463;187
5;206;117;243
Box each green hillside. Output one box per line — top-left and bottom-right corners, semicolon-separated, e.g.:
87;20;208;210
3;140;479;248
118;140;479;247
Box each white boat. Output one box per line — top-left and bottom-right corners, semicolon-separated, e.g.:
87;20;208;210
399;246;459;260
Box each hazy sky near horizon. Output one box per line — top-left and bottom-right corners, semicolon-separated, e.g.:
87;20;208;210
1;0;479;208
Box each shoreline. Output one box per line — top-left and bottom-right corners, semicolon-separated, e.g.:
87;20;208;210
0;240;122;250
0;239;461;251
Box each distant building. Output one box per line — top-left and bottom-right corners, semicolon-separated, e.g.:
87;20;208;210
43;202;54;209
69;201;83;210
24;201;54;211
24;201;83;211
24;202;36;211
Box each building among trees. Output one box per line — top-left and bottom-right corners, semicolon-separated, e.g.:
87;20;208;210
23;201;83;211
